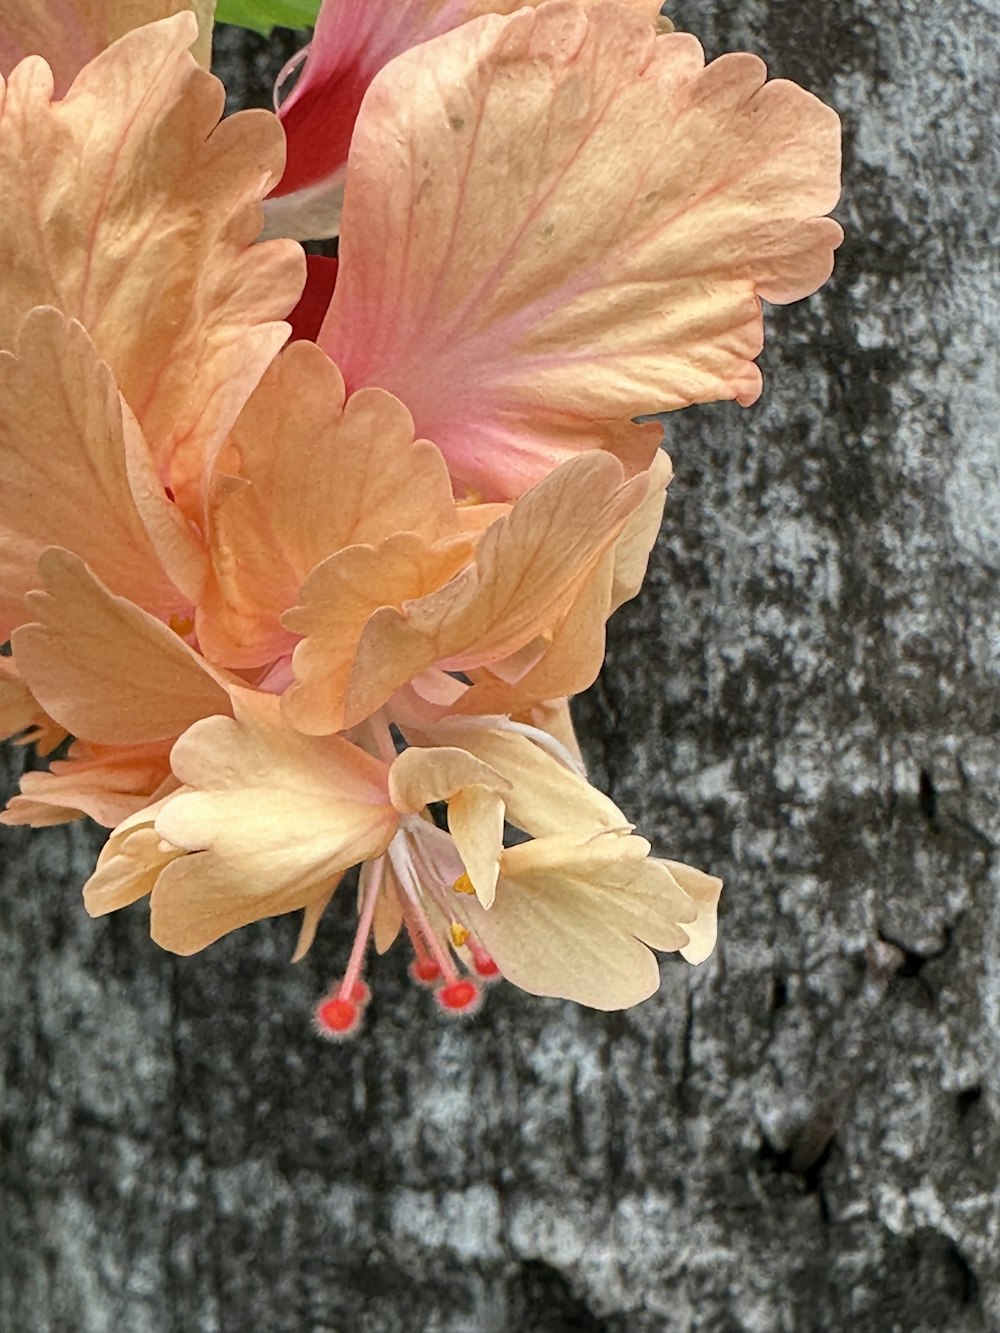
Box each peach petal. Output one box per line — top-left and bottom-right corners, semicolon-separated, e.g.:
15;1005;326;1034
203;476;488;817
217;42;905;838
447;784;505;907
282;533;476;734
12;549;232;745
332;452;645;727
322;3;842;497
0;309;196;638
0;654;65;754
0;0;214;96
0;740;176;829
0;14;304;518
457;832;698;1009
663;858;723;965
388;744;509;813
454;449;672;712
291;875;343;962
407;718;626;837
266;0;661;240
200;342;461;666
82;799;182;917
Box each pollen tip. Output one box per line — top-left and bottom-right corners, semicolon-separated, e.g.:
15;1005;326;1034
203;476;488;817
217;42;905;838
409;958;443;987
314;995;362;1040
474;956;501;981
452;872;476;896
351;979;371;1006
435;978;481;1015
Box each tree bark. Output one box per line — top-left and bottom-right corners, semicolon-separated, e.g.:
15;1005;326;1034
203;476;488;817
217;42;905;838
2;3;998;1330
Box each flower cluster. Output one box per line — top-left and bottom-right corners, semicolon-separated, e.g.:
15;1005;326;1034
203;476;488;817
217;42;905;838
0;0;841;1031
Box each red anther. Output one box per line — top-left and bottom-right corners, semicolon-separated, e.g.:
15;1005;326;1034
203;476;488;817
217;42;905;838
409;958;443;987
474;956;501;980
350;980;371;1005
314;996;361;1039
435;979;480;1013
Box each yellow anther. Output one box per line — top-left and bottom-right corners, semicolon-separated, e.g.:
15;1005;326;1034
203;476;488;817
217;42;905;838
456;489;483;508
452;872;476;896
449;922;470;948
169;613;195;638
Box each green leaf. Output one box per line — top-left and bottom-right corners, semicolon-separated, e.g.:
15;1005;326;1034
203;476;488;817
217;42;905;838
214;0;321;36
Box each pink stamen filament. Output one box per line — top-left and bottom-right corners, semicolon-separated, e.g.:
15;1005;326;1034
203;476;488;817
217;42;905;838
389;836;461;986
336;858;383;1002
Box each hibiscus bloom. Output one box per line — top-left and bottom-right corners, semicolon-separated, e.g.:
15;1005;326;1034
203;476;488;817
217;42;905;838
0;1;842;1028
83;690;721;1022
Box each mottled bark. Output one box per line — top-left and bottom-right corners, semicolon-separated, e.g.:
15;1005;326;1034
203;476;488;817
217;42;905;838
2;3;998;1330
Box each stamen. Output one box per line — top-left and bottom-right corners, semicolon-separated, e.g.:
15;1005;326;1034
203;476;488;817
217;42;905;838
313;861;382;1039
314;995;361;1039
409;957;444;986
404;918;443;986
467;937;501;982
449;922;470;948
389;836;461;986
452;872;476;896
436;978;481;1014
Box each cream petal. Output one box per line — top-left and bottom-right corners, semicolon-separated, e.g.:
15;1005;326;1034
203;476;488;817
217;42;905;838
662;858;723;965
149;692;396;954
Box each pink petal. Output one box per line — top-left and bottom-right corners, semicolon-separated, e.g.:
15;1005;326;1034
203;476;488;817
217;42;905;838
265;0;662;240
321;4;842;498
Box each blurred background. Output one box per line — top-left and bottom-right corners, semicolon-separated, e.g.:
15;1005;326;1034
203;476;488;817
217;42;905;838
2;2;998;1329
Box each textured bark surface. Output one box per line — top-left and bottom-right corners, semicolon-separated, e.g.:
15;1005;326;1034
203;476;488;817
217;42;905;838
2;3;999;1330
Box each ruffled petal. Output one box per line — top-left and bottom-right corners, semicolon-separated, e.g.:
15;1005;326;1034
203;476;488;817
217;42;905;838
0;654;65;754
1;740;175;828
293;451;645;731
456;832;698;1009
389;744;509;905
406;717;626;837
265;0;662;240
663;858;723;965
0;14;304;518
281;532;476;733
322;3;841;497
0;309;198;637
11;549;232;745
0;0;214;96
82;799;181;917
200;342;461;666
149;691;397;954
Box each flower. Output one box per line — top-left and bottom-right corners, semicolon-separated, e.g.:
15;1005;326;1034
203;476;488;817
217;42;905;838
81;690;720;1021
0;2;844;1030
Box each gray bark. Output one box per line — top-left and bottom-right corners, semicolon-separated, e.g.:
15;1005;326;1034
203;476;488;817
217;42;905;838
2;2;999;1330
